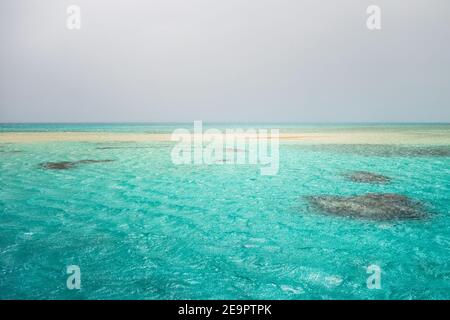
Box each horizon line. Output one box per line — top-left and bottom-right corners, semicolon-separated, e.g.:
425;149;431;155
1;121;449;125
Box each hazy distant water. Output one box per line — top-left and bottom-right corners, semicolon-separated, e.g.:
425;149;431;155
0;124;449;299
1;122;450;134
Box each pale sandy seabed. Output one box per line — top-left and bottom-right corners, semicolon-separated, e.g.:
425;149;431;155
0;129;449;144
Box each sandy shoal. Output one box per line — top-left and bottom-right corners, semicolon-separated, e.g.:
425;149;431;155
0;130;449;145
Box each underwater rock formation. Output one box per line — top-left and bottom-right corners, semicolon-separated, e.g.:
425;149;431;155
40;159;114;170
345;171;391;184
306;193;428;220
41;161;76;170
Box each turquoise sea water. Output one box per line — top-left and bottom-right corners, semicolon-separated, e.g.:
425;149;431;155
1;124;450;299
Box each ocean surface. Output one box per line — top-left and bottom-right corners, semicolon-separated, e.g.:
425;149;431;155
0;123;449;299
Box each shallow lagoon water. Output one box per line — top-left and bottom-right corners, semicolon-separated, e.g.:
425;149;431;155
0;124;449;299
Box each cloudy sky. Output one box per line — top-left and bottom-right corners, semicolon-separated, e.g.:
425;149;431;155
0;0;449;122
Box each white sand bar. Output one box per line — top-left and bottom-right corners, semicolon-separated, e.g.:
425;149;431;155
1;128;449;145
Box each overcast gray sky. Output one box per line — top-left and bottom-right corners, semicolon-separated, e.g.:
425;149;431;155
0;0;449;123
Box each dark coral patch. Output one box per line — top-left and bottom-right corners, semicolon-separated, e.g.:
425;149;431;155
40;159;114;170
41;161;76;170
306;193;428;221
344;171;391;184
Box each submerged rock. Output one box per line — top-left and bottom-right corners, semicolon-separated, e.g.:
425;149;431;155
345;171;391;184
40;159;114;170
306;193;428;220
40;161;75;170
